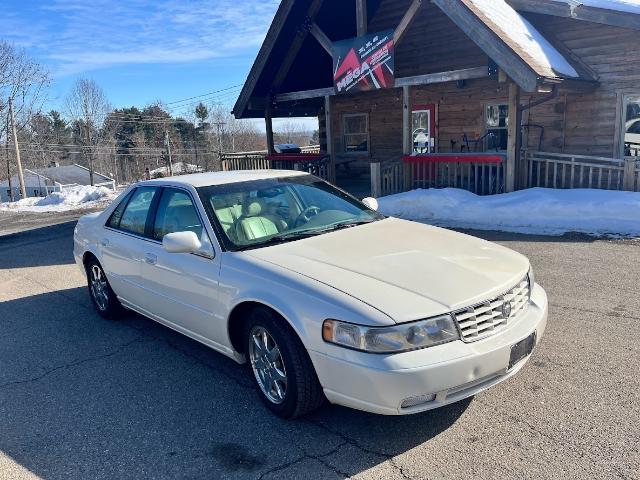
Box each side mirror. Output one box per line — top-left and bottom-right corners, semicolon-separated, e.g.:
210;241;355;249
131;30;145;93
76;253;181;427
163;231;202;254
362;197;379;211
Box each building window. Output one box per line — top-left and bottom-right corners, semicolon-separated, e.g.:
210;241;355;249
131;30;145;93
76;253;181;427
485;104;509;151
343;114;368;153
624;95;640;157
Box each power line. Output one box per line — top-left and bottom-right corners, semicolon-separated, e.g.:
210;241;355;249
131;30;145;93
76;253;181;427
107;89;242;120
163;84;243;106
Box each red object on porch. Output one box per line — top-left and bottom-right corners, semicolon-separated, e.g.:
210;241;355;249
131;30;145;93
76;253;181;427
266;153;327;162
402;154;503;164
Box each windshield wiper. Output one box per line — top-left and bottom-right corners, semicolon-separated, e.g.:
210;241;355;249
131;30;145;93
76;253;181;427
311;218;379;233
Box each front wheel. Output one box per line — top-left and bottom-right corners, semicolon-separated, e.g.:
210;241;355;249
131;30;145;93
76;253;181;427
86;259;123;320
246;308;324;418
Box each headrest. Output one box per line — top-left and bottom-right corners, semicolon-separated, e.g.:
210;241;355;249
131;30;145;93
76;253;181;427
242;198;265;217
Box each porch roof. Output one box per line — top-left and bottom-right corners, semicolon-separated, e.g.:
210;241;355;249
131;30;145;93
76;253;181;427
233;0;597;120
508;0;640;30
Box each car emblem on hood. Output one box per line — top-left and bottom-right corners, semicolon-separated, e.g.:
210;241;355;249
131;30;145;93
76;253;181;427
502;300;512;318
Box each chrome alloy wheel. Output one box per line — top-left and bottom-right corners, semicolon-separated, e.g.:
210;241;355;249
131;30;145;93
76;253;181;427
89;264;109;311
249;326;288;404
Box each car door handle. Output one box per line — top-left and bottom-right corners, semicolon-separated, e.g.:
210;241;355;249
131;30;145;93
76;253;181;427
144;253;157;265
101;238;110;247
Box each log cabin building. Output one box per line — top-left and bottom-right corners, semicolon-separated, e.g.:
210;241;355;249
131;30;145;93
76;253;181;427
232;0;640;197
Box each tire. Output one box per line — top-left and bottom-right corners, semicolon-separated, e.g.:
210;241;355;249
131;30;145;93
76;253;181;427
245;307;324;418
86;258;123;320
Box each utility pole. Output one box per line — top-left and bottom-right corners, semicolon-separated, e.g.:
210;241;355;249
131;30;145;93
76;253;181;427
5;114;14;202
85;121;94;186
164;130;173;176
212;121;225;168
8;99;27;200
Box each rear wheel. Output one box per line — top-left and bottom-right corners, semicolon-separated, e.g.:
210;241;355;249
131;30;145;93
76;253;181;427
245;307;324;418
86;259;123;319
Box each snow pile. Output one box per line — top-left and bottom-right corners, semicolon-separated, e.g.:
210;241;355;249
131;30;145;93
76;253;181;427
467;0;578;78
150;162;202;178
378;187;640;237
0;185;118;213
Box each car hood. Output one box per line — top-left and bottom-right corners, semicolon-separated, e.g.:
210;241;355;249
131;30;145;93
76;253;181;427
245;218;530;323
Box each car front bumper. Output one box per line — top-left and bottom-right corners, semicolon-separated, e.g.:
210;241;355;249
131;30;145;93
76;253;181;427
309;283;548;415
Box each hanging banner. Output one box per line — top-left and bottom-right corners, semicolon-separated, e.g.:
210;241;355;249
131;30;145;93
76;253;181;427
333;29;395;95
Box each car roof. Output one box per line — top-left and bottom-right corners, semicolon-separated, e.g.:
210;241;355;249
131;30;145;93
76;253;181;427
139;169;310;188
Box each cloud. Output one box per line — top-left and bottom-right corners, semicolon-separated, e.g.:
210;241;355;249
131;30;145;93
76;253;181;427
0;0;279;77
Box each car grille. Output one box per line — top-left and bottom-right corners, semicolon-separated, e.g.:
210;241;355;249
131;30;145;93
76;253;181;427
452;277;530;342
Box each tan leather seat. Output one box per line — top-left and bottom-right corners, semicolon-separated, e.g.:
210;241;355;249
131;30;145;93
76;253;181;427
212;197;243;241
235;198;286;241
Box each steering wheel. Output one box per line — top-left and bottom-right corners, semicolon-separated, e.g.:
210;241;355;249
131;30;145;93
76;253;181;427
295;206;321;226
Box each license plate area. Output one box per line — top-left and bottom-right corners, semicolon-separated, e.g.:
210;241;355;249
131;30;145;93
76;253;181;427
509;331;536;370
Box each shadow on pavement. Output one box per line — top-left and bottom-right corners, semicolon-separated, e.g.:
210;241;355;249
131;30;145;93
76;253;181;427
0;286;470;479
0;221;78;269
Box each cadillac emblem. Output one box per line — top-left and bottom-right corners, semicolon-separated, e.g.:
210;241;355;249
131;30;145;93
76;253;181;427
502;300;512;318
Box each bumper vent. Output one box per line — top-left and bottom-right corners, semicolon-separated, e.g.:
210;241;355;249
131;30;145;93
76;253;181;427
453;277;530;342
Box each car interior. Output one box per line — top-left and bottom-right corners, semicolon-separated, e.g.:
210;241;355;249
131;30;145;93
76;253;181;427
210;189;299;243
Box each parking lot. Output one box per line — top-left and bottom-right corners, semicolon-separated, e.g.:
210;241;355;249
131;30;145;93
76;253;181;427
0;212;638;480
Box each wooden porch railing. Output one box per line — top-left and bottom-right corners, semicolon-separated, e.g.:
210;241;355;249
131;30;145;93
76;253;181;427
372;154;506;197
220;146;329;180
221;152;270;171
523;151;639;191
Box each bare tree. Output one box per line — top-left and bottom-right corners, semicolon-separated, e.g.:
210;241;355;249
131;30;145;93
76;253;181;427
273;120;312;146
65;78;111;185
208;103;264;156
0;41;49;196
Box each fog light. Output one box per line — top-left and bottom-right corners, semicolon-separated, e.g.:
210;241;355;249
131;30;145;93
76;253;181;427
400;393;436;409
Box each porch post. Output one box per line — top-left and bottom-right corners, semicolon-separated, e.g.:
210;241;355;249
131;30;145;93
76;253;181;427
371;162;382;198
402;85;412;191
265;99;275;155
324;95;336;183
623;157;636;191
506;82;521;192
402;86;411;155
356;0;367;36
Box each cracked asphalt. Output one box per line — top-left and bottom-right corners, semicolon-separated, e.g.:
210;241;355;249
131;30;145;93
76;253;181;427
0;212;639;479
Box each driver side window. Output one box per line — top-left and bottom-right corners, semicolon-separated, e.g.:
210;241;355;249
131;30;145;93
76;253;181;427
153;188;204;241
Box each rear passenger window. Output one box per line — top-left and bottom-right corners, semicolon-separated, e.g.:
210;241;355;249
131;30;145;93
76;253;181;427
119;187;157;236
106;191;134;229
153;189;203;241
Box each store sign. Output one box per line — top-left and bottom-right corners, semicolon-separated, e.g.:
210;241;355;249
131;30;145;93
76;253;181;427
333;30;395;95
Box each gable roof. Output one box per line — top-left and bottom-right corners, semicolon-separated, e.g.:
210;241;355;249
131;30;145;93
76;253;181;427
30;164;114;186
508;0;640;29
462;0;578;78
233;0;591;119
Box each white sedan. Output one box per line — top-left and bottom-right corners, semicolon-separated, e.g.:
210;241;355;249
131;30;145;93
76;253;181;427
74;170;548;418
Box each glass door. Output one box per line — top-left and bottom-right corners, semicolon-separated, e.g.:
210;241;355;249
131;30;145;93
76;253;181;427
412;105;436;154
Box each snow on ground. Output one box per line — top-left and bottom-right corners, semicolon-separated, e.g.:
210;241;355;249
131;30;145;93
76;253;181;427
0;185;118;213
378;187;640;237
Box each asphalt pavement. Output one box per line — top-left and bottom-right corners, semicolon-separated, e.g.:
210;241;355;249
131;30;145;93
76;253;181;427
0;212;638;479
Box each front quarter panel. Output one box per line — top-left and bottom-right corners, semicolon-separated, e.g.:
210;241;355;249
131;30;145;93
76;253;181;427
219;251;395;355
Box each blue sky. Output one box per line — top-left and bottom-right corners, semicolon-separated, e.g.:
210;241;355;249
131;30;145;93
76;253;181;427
0;0;281;118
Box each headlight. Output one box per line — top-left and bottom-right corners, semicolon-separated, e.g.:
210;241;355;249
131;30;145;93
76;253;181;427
322;315;460;353
528;266;535;295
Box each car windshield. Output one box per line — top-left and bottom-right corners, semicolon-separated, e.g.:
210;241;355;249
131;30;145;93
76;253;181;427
197;175;384;250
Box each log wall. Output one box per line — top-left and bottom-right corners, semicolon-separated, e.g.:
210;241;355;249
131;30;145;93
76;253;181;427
328;0;640;164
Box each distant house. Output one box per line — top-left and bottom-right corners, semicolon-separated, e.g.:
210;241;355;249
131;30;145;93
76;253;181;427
0;163;115;202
